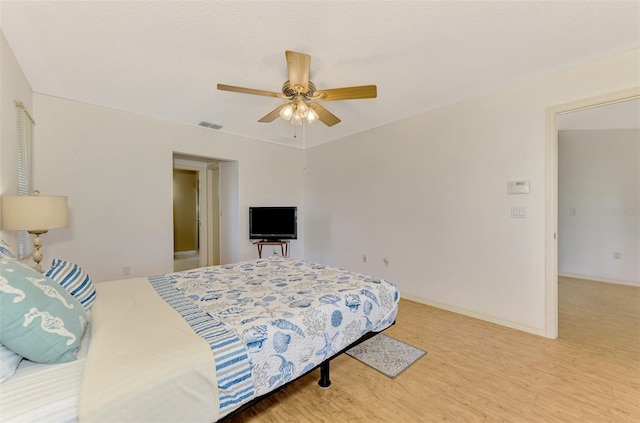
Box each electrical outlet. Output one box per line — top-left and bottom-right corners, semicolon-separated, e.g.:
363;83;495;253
122;265;130;276
613;252;621;260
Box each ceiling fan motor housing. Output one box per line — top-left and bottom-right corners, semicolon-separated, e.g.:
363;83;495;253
282;80;316;98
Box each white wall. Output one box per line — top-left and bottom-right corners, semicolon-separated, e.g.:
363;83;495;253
0;31;33;247
558;129;639;285
219;160;239;264
304;49;640;335
31;94;305;281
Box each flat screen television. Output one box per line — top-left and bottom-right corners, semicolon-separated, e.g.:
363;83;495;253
249;206;297;241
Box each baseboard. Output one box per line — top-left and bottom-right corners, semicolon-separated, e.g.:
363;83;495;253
400;292;546;337
174;250;198;258
559;272;639;287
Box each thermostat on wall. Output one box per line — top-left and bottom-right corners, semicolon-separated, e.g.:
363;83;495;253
507;180;530;194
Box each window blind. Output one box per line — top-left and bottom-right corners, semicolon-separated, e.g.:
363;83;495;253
15;101;35;259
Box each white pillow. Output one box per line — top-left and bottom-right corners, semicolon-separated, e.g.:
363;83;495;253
0;344;22;383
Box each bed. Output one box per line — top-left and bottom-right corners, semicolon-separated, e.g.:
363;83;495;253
0;256;399;422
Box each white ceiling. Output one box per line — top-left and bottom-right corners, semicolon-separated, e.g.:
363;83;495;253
1;1;639;148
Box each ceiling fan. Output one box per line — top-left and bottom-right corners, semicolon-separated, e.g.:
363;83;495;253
217;50;377;127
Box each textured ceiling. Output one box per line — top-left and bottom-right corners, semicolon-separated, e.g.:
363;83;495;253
1;1;639;148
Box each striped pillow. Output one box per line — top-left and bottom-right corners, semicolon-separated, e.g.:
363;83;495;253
0;240;16;259
45;259;96;310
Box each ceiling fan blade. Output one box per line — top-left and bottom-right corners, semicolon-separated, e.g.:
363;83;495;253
309;103;341;127
313;85;377;101
217;83;287;98
258;104;287;123
285;50;310;93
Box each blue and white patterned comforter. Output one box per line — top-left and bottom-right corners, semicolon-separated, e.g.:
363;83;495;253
151;256;399;418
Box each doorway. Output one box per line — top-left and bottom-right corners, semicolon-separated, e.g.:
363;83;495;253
556;98;639;351
173;154;221;271
545;87;640;339
173;169;200;271
172;153;240;269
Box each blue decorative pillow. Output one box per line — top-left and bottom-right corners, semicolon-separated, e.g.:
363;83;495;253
45;259;96;310
0;240;15;259
0;257;88;364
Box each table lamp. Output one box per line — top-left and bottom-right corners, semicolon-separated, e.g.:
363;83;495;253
1;190;69;272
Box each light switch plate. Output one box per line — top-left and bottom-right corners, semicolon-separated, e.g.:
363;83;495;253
511;206;527;218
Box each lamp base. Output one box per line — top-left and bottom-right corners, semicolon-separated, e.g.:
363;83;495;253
28;230;48;273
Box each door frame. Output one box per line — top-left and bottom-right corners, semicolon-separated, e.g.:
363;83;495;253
207;164;221;266
544;86;640;339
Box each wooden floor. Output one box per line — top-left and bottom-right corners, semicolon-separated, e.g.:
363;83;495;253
227;277;639;422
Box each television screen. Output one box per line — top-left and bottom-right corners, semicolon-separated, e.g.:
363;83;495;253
249;206;297;241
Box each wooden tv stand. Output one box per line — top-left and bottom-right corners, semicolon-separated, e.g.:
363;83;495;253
252;240;289;258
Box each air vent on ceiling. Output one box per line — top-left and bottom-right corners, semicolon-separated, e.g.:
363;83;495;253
198;121;223;130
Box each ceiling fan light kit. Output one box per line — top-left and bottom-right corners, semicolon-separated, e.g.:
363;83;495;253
217;50;377;128
279;98;319;126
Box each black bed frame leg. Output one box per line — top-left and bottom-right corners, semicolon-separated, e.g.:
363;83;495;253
318;361;331;388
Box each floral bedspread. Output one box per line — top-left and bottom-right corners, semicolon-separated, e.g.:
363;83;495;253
164;256;399;398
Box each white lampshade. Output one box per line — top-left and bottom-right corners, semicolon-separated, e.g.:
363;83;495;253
1;195;68;232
